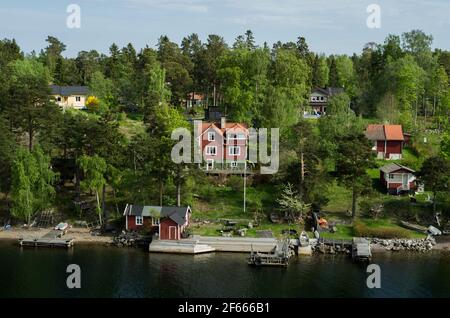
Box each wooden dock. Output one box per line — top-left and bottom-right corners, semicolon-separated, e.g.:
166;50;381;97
19;229;74;248
247;238;292;267
352;237;372;262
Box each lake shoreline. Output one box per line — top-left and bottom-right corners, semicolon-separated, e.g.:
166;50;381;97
1;227;449;252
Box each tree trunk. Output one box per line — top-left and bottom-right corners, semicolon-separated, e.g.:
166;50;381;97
300;151;305;196
113;188;120;217
176;182;181;207
351;187;357;219
96;190;102;225
102;184;107;224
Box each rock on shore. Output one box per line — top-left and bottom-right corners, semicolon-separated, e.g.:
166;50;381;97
370;237;436;252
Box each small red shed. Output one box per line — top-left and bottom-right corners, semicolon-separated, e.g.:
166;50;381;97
365;124;405;160
123;205;191;240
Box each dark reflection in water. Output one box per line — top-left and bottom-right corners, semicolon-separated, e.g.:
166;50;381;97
0;242;449;298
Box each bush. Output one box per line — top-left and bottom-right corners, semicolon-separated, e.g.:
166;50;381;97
353;220;411;239
227;175;244;192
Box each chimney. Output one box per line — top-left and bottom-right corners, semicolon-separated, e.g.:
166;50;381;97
221;116;226;129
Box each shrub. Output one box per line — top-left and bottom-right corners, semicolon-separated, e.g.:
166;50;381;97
227;175;244;192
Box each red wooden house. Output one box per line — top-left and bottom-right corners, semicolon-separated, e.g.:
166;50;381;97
380;163;417;195
365;124;405;160
198;117;249;173
123;205;191;240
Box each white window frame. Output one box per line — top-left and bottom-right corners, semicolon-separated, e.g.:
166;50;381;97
135;216;143;226
206;146;217;156
230;161;238;168
208;132;215;141
229;146;240;156
75;96;81;102
151;217;160;226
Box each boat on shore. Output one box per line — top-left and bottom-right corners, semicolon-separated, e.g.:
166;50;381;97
399;220;428;234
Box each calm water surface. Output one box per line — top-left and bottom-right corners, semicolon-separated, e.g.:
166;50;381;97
0;242;449;298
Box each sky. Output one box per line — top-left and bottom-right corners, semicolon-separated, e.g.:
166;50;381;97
0;0;449;57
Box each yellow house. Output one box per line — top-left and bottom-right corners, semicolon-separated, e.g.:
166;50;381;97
50;85;89;110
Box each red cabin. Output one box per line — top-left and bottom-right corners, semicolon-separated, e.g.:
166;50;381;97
380;163;417;195
365;124;405;160
123;205;191;240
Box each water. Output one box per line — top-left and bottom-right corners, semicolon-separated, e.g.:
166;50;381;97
0;242;449;298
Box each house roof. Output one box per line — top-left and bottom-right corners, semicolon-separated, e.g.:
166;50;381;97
380;163;415;174
199;121;248;139
384;125;404;141
365;124;404;141
50;85;89;96
123;205;191;226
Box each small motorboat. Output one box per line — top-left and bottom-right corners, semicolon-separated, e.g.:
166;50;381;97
54;222;69;231
299;231;310;247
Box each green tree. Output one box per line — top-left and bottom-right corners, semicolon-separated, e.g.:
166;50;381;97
335;134;374;218
7;58;54;150
0;117;16;195
418;156;450;213
11;146;57;224
78;154;107;224
276;183;311;221
312;54;329;88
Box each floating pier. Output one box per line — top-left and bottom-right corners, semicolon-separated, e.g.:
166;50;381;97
19;229;74;248
149;239;215;254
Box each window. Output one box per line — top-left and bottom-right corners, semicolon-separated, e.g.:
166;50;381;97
229;146;240;156
389;174;395;179
135;216;143;226
151;217;160;226
206;146;217;156
206;160;214;170
230;161;238;168
228;133;246;140
208;132;215;141
57;97;61;102
75;96;81;102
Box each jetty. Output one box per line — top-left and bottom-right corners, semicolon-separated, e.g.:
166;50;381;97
351;237;372;262
247;238;293;267
149;239;215;254
19;229;74;248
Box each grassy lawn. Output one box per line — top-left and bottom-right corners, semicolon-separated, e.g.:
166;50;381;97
319;224;354;240
119;115;146;139
355;218;426;239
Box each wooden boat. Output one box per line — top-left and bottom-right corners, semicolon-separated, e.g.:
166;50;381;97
399;220;428;234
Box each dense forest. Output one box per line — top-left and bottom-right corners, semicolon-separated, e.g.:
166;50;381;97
0;29;449;233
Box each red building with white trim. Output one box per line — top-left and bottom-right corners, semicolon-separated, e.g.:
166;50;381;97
380;163;417;195
365;124;405;160
123;205;191;240
198;117;249;172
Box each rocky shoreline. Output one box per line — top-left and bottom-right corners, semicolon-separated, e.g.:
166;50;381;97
370;237;437;252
